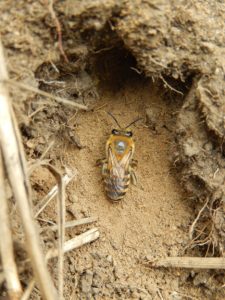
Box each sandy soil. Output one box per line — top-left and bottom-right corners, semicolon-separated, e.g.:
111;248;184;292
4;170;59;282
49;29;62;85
0;0;225;299
26;76;210;299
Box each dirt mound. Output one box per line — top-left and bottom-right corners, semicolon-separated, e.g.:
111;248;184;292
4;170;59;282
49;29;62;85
116;0;225;78
177;80;225;256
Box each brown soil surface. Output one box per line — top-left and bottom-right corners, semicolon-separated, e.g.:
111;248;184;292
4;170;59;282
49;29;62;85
61;80;192;298
0;0;225;299
33;78;205;299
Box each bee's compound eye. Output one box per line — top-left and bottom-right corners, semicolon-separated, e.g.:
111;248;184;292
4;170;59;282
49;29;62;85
112;129;119;135
126;131;133;137
115;140;126;154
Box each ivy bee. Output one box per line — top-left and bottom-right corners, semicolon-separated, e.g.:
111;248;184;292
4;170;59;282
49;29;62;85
97;113;141;202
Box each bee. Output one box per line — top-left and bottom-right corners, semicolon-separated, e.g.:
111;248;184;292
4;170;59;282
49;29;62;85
97;113;141;202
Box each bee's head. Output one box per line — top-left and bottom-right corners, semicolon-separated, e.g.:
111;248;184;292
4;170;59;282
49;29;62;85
111;128;133;137
108;112;142;136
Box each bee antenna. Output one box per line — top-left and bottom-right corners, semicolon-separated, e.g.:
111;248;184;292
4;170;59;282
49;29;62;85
107;112;122;128
125;117;142;129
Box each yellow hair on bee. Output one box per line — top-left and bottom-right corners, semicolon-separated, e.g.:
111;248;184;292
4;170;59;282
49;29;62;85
102;129;135;201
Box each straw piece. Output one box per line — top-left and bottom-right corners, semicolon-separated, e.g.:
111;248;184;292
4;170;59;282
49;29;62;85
0;39;57;300
0;151;22;299
148;257;225;269
46;228;100;260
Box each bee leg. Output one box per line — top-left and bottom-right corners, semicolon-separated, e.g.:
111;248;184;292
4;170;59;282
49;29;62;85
102;162;108;177
96;158;106;166
129;167;137;186
131;159;138;168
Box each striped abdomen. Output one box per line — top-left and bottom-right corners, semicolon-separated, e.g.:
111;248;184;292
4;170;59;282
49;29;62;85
104;170;131;202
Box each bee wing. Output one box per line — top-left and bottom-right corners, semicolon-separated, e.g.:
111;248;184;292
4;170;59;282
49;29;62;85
108;146;132;177
105;147;133;199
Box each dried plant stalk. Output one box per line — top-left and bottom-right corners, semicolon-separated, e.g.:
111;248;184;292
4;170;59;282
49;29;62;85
46;228;100;259
34;171;75;218
20;279;35;300
148;257;225;269
48;217;98;232
30;161;77;299
189;197;209;240
57;171;65;300
0;40;57;300
0;151;22;299
21;228;100;299
41;164;66;300
47;0;69;63
7;78;88;110
31;162;68;299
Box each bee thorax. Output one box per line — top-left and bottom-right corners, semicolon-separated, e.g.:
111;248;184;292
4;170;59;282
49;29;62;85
114;140;127;154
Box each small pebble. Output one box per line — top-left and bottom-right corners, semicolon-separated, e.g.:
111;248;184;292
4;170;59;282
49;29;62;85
106;255;113;263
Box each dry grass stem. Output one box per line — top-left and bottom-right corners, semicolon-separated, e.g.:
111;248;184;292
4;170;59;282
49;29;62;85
33;163;66;299
29;161;70;298
28;159;51;174
30;162;77;299
156;289;164;300
56;168;65;300
46;228;100;260
40;140;55;160
0;151;22;299
6;78;88;110
20;278;35;300
35;170;76;218
47;0;69;63
147;257;225;269
0;40;57;300
28;105;46;118
160;75;184;95
47;217;98;231
189;198;209;240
